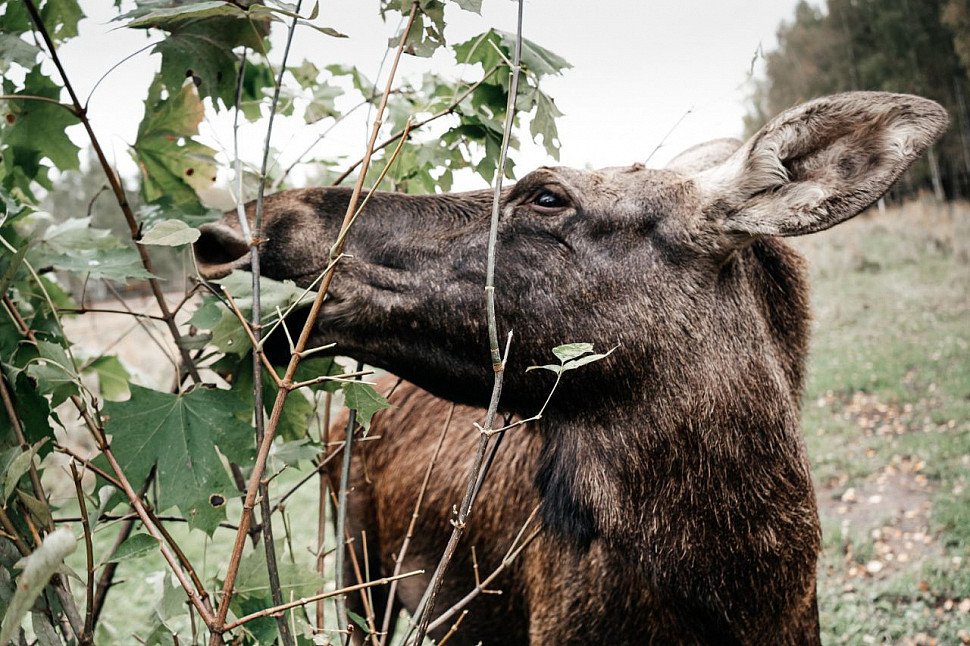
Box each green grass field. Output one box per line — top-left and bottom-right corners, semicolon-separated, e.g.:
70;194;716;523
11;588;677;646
793;199;970;645
66;198;969;644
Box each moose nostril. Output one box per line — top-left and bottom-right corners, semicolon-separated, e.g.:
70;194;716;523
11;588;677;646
193;224;251;277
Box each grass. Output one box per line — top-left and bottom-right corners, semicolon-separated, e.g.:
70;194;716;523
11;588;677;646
794;198;970;645
59;198;970;644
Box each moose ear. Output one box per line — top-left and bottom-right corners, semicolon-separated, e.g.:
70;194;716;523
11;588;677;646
666;138;742;174
693;92;948;237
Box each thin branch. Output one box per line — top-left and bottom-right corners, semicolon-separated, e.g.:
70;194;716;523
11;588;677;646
315;391;331;633
436;610;468;646
210;4;422;639
0;93;78;113
69;462;95;645
334;362;363;631
218;284;283;388
409;4;524;642
22;0;202;386
379;403;455;645
56;306;167;322
426;528;539;633
221;571;424;633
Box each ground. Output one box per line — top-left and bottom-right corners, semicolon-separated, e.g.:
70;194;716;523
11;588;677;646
54;198;969;644
792;198;970;645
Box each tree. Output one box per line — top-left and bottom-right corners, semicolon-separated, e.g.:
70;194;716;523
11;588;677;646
747;0;970;198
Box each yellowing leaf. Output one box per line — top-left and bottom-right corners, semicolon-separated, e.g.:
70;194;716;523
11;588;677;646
132;83;217;213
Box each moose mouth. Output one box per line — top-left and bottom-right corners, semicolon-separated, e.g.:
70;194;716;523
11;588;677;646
194;223;253;280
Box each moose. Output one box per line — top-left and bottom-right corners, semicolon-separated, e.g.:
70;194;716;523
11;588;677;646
195;92;948;644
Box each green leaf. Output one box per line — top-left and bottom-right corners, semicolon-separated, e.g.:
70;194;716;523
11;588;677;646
304;82;343;124
0;441;44;503
139;219;201;246
131;7;269;107
25;340;78;407
451;0;482;13
560;346;618;373
0;528;76;646
39;0;85;43
498;30;572;77
102;385;254;534
325;64;376;97
0;33;40;69
132;82;217;213
0;68;81;186
126;1;244;26
105;533;159;564
28;218;153;281
552;343;594;363
341;381;390;432
86;356;131;401
524;363;561;374
530;89;563;159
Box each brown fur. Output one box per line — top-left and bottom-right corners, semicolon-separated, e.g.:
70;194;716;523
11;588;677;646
195;92;948;644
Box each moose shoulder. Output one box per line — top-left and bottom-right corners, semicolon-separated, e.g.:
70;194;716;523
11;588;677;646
195;92;948;644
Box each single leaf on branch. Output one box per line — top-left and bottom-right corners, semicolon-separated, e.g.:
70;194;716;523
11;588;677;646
341;380;391;432
0;439;45;503
23;340;80;407
132;82;218;214
527;343;618;375
85;355;131;401
0;68;81;196
139;218;201;247
105;533;159;564
101;384;255;534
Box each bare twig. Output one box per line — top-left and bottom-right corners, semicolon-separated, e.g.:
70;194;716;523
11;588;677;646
316;391;332;632
334;362;363;630
436;610;468;646
222;571;424;633
210;5;421;640
235;8;306;638
378;403;456;645
218;284;284;388
56;306;167;322
409;5;524;643
69;463;96;645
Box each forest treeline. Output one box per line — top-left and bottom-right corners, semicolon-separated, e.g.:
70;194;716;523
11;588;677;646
747;0;970;200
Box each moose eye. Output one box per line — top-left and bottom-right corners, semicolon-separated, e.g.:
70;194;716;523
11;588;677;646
531;189;569;211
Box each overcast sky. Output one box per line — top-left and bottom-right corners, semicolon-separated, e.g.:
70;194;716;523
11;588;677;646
54;0;808;195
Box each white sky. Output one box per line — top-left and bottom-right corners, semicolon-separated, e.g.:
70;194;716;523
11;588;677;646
53;0;808;196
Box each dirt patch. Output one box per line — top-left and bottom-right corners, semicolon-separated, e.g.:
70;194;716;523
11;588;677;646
819;455;943;580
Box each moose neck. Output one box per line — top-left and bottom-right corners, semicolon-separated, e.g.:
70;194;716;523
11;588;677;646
533;329;817;564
